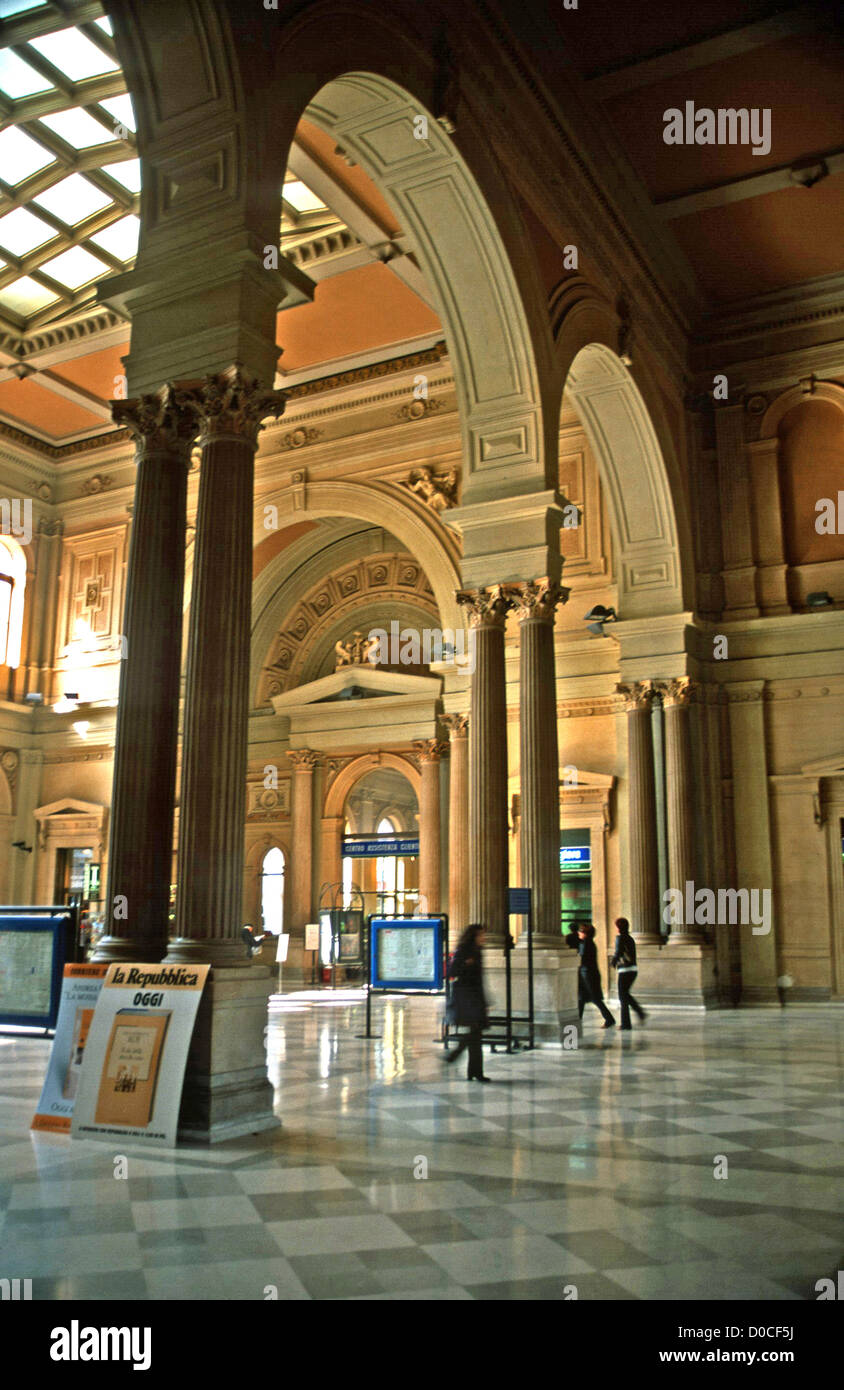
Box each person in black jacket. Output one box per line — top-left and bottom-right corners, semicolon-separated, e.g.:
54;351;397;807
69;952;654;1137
566;921;615;1028
444;923;490;1082
610;916;647;1030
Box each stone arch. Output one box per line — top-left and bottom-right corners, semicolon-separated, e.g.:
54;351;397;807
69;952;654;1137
760;381;844;438
254;478;463;631
323;752;421;821
552;282;691;617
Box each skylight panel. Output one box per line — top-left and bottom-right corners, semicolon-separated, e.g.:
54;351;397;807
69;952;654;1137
38;108;117;149
28;29;120;82
284;180;327;214
38;245;110;290
32;173;112;225
0;126;55;183
0;0;47;16
101;158;141;193
99;95;137;134
0;48;54;98
0;275;59;315
89;213;139;261
0;206;55;255
94;16;113;36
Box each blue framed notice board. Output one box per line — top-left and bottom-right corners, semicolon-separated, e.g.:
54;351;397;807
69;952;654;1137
369;916;446;992
0;908;77;1029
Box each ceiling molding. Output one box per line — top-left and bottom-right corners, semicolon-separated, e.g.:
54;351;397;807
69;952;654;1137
587;5;826;98
657;150;844;220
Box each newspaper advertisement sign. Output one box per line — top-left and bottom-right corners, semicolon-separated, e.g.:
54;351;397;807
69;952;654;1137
71;962;209;1148
31;963;108;1133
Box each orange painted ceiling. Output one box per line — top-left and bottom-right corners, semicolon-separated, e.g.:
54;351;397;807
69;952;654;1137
276;262;440;373
0;376;103;439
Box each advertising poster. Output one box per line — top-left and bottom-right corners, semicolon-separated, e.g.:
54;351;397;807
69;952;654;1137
71;962;210;1148
31;963;108;1133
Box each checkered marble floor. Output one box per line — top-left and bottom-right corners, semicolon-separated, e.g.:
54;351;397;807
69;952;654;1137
1;996;842;1300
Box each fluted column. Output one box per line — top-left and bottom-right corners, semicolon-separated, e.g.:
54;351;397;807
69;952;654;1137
658;677;703;942
287;749;319;945
618;681;662;943
442;714;469;946
457;585;515;945
513;579;568;948
166;367;285;966
414;739;447;914
95;387;197;963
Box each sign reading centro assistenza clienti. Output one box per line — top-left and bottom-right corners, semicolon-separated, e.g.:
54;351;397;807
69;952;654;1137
70;963;209;1148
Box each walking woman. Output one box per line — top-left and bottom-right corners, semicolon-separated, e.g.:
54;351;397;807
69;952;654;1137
566;921;615;1028
444;924;490;1082
610;916;648;1030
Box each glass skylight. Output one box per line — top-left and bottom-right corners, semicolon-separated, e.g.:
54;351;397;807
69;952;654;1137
0;127;55;184
0;49;54;99
0;207;56;256
38;245;110;290
101;159;141;193
38;109;118;150
29;29;120;82
94;16;113;36
0;0;47;16
99;95;137;134
284;180;327;213
0;276;59;315
89;214;139;261
32;173;112;225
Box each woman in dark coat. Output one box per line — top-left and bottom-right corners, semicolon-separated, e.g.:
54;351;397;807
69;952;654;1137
610;916;647;1030
444;923;490;1082
566;921;615;1028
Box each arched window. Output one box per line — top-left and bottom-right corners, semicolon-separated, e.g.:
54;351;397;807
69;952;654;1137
376;816;400;915
261;847;285;935
0;538;26;669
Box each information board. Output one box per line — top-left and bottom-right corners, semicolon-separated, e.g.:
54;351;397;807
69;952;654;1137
0;910;77;1029
370;917;445;991
71;962;209;1148
32;963;108;1132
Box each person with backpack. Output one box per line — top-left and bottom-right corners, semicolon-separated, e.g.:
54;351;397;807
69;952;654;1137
610;917;648;1030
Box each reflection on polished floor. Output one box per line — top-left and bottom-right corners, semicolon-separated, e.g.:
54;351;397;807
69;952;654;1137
1;997;842;1301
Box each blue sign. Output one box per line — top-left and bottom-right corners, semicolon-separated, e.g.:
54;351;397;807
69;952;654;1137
0;909;76;1029
560;846;591;868
508;887;532;913
343;837;419;858
369;916;445;992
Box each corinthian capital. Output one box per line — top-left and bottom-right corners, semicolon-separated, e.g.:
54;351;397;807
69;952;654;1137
111;383;199;458
656;677;694;708
455;584;515;630
413;739;448;763
510;578;570;622
287;748;320;771
441;713;468;740
616;680;655;712
182;364;286;448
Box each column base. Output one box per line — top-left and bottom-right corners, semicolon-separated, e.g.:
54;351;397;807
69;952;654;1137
164;936;252;969
630;942;718;1008
738;985;782;1006
91;935;166;964
485;949;579;1041
177;963;278;1144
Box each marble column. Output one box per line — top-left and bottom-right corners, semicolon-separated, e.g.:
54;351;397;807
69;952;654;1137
95;386;197;963
167;366;285;967
287;748;319;946
457;585;515;945
442;714;469;946
414;739;446;914
618;681;662;943
513;579;568;948
658;677;703;943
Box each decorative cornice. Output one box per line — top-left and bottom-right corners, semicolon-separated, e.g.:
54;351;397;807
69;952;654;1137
0;418;129;461
283;343;448;402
